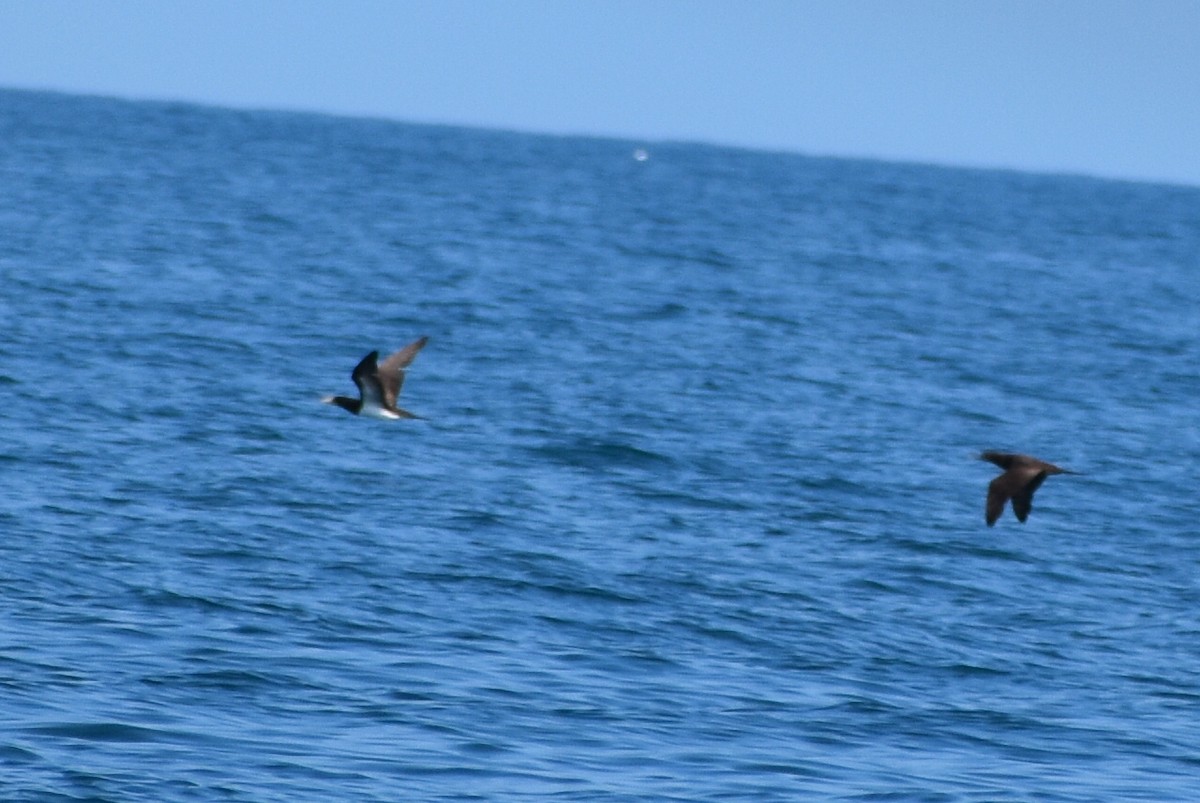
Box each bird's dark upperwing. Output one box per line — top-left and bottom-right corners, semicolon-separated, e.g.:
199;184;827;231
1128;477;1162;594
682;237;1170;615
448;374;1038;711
985;474;1013;527
1011;471;1048;523
377;336;429;408
351;351;386;408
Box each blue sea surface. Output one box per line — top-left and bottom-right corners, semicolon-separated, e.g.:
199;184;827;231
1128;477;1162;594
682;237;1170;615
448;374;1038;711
2;88;1200;801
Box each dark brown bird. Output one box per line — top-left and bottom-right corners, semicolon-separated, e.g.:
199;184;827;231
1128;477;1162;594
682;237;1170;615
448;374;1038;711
980;451;1078;526
321;336;428;419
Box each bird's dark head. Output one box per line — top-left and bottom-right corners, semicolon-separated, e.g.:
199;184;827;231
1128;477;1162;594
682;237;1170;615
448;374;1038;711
321;395;362;415
979;451;1016;469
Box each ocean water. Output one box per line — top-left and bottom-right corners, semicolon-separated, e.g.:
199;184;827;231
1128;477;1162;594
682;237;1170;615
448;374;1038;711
2;87;1199;801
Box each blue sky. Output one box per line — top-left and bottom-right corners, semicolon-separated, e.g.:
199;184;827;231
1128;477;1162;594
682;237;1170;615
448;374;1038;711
2;0;1197;186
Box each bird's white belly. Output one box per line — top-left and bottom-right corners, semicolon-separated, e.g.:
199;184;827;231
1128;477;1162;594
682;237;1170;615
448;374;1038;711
360;404;402;420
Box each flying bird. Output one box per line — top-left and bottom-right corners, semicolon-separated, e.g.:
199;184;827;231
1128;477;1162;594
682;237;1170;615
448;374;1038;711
322;336;429;419
979;451;1077;526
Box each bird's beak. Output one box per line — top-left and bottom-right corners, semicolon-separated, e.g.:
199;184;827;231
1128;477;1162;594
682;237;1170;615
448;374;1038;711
319;396;335;405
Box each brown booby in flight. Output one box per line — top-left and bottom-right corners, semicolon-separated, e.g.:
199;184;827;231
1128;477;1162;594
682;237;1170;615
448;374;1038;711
322;336;428;419
979;451;1077;526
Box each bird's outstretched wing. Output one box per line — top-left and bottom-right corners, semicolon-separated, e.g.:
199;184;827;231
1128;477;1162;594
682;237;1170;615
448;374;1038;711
1011;471;1048;523
377;336;429;408
351;351;385;408
985;474;1012;526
